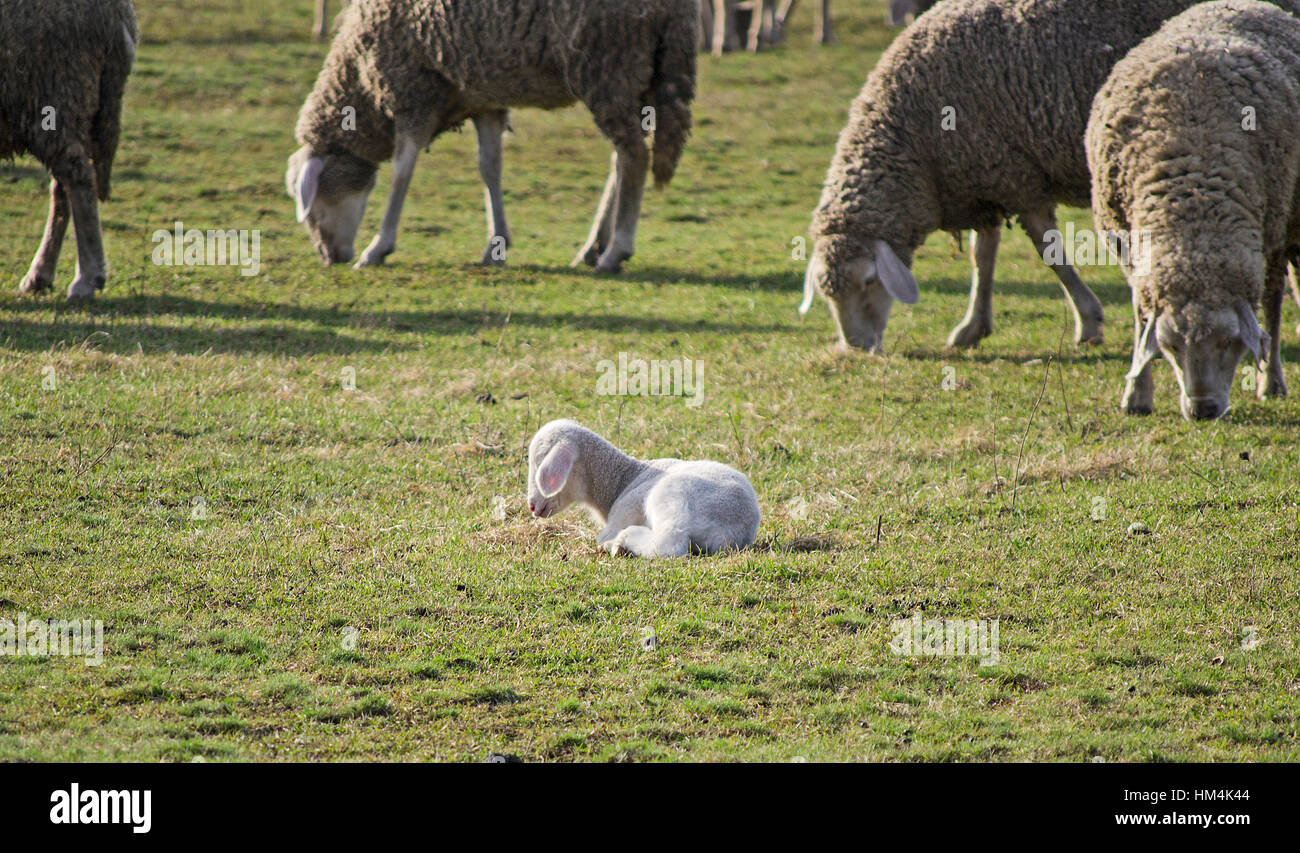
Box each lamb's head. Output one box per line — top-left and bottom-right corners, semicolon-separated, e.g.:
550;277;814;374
1130;299;1265;421
527;420;588;519
286;146;377;264
800;234;919;352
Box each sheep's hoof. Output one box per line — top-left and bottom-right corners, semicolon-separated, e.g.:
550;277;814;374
946;319;991;349
1075;328;1105;346
594;249;630;275
477;250;507;267
66;274;104;300
572;244;603;268
18;271;52;294
1259;368;1288;399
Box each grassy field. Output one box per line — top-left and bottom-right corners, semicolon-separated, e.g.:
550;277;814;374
1;0;1298;763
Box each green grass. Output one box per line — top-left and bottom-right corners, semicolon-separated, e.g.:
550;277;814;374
1;1;1298;762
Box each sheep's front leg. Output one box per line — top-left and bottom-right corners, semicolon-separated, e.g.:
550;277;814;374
19;179;70;294
595;139;649;274
1122;299;1155;415
355;131;420;268
1259;267;1287;398
62;157;106;300
609;525;691;558
947;226;1000;348
573;154;617;268
474;111;511;265
1021;210;1105;345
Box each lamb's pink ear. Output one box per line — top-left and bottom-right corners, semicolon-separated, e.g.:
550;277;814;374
295;157;325;223
536;443;576;497
874;240;919;304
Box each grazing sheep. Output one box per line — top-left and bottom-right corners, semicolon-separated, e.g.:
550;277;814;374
1087;0;1300;420
4;0;138;299
800;0;1300;353
526;420;761;558
287;0;696;273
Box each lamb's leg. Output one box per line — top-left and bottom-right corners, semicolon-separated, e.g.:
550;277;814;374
713;0;739;56
1121;297;1154;415
62;156;106;300
609;525;691;558
19;179;70;294
1021;210;1105;346
474;111;511;266
1259;267;1287;398
573;153;617;268
947;226;999;348
355;131;420;268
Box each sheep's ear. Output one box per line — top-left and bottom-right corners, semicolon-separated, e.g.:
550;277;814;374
295;157;325;223
1126;316;1162;380
1237;302;1266;368
874;240;919;304
536;443;576;497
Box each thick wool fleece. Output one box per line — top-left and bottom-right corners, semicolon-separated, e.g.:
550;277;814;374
295;0;695;186
0;0;138;199
809;0;1300;297
1088;0;1300;317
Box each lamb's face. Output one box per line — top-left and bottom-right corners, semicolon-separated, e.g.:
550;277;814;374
800;236;919;352
527;432;579;519
1136;302;1265;421
286;147;377;265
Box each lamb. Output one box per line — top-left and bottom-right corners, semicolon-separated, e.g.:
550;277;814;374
526;420;761;558
3;0;138;300
700;1;830;55
1086;0;1300;421
800;0;1300;353
286;0;696;274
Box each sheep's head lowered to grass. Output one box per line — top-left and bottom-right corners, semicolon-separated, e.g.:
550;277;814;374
286;146;378;265
799;234;920;352
1128;297;1266;422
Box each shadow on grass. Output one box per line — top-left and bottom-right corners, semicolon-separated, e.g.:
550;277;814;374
0;292;795;355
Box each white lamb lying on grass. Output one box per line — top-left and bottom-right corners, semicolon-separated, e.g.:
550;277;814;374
526;420;761;558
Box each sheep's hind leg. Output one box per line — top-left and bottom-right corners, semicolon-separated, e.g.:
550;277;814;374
19;179;70;294
573;154;617;268
1121;298;1154;415
1021;210;1105;346
1259;267;1287;399
356;131;421;268
947;226;999;348
595;138;648;274
62;155;106;300
474;111;511;265
609;525;691;558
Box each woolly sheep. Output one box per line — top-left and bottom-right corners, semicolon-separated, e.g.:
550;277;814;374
286;0;696;274
526;420;761;558
3;0;138;300
800;0;1300;353
1087;0;1300;421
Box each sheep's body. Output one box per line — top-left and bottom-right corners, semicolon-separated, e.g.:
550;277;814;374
526;420;760;558
802;0;1300;353
288;0;696;273
1087;0;1300;420
2;0;138;299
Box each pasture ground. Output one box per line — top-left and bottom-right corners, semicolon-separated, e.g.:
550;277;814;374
1;0;1297;761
